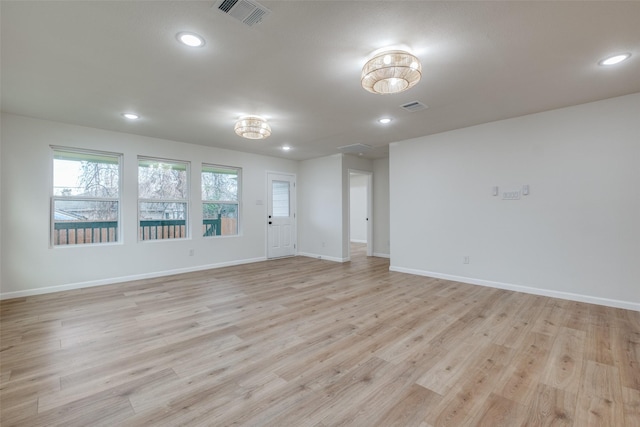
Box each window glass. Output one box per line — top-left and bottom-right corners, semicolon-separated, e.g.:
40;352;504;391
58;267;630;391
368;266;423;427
52;148;121;245
138;158;189;240
272;180;290;217
202;165;240;236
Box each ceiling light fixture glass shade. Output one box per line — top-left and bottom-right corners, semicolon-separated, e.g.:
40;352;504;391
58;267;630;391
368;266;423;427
361;50;422;94
234;116;271;139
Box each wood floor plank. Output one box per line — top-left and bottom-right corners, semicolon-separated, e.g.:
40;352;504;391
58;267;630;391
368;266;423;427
0;394;39;426
612;326;640;391
522;383;577;426
372;384;442;427
585;323;615;366
574;395;626;426
541;326;587;395
622;386;640;426
467;392;523;427
1;243;638;426
426;343;514;426
497;331;553;404
317;361;425;426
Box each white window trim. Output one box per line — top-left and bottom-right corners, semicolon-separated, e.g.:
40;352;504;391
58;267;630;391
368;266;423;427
50;146;123;248
138;156;191;242
201;163;242;238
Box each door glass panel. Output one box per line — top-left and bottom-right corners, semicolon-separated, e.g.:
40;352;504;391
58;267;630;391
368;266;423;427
272;180;290;217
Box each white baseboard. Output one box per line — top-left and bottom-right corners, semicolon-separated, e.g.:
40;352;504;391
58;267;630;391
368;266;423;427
350;239;367;244
373;252;390;259
0;257;267;300
297;252;349;263
389;265;640;312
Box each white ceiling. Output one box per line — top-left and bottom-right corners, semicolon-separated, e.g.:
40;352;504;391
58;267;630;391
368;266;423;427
2;1;639;160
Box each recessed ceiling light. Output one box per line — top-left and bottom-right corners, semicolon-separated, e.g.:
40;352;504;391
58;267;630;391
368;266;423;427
598;53;631;66
176;32;205;48
122;113;139;120
378;118;392;124
282;146;291;151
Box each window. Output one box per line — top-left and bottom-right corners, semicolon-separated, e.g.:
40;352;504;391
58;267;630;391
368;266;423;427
138;157;189;240
52;147;121;246
271;180;290;217
202;164;240;236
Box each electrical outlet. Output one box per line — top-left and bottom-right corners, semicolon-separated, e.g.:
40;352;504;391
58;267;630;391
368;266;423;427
189;249;194;256
322;242;325;248
463;256;470;264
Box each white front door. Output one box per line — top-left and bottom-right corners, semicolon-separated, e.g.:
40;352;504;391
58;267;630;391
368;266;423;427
267;172;296;258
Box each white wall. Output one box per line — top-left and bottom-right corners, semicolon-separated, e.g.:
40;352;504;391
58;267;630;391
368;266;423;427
349;174;367;243
390;93;640;311
297;154;344;261
297;154;376;261
0;114;297;298
0;114;3;292
373;157;390;257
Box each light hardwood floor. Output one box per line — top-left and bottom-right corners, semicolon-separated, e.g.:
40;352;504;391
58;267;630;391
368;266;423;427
1;245;639;426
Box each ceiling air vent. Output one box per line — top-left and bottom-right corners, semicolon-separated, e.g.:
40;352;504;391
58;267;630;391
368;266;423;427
213;0;271;27
338;143;373;155
400;101;429;113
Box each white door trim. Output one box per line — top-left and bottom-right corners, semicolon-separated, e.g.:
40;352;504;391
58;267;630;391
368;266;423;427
266;171;297;259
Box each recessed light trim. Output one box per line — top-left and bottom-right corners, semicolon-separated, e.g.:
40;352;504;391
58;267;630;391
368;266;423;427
176;32;205;48
122;113;139;120
378;118;392;124
282;145;291;151
598;53;631;66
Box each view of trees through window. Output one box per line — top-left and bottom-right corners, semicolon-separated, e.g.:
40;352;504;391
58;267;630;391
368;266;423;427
52;150;241;244
138;158;189;240
52;148;121;245
202;165;240;236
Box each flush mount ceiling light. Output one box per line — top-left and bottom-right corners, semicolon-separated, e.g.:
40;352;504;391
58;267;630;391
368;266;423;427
234;116;271;139
122;113;139;120
378;118;392;124
361;50;422;95
282;145;291;151
598;53;631;66
176;32;205;47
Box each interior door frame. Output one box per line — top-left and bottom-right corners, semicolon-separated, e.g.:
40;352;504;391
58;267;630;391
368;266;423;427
348;169;373;258
266;171;297;259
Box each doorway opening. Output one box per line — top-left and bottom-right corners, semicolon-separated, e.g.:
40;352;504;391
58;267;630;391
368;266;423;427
348;170;372;259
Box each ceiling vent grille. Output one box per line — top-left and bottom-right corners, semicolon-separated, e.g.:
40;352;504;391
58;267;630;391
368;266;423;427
338;143;374;155
213;0;271;27
400;101;429;113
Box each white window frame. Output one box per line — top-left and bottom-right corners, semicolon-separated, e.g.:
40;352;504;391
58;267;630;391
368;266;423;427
50;146;122;247
201;163;242;238
138;156;190;241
